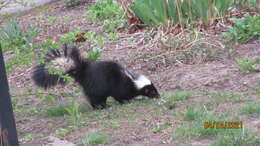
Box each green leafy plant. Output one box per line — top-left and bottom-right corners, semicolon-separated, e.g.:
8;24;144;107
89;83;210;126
44;92;57;103
84;31;105;48
130;0;256;27
86;0;126;32
5;51;35;72
108;31;119;41
236;56;260;73
0;19;38;72
11;98;19;111
87;49;101;61
46;105;69;117
224;14;260;43
60;28;81;44
0;19;37;52
65;102;83;125
35;39;60;64
86;0;123;21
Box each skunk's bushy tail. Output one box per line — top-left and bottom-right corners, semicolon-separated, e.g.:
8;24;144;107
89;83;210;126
32;45;83;89
32;64;67;89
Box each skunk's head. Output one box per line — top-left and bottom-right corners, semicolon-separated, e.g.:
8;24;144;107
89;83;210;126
134;75;160;98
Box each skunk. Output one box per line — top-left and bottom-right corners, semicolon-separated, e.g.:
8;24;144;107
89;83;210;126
32;45;160;109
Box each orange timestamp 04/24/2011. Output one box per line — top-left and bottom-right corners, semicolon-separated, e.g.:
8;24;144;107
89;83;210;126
204;121;243;129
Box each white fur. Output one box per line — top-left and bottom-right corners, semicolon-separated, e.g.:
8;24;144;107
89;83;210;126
51;57;74;70
133;75;151;89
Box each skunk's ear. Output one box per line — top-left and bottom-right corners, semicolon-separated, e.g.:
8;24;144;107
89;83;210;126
45;49;61;62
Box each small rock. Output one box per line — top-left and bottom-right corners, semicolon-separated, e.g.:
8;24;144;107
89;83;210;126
43;136;76;146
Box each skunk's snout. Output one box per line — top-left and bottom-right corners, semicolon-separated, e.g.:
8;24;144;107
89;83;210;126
148;90;160;98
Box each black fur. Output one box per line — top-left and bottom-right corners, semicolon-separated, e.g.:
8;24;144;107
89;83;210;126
32;45;160;109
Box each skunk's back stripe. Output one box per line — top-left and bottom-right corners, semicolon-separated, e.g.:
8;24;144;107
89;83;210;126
122;69;151;89
133;75;151;89
123;69;138;80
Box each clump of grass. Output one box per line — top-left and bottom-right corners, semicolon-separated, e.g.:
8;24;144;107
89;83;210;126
65;102;83;125
54;128;70;137
82;133;107;145
241;103;260;115
183;107;201;121
161;90;191;109
236;56;260;73
152;121;171;133
45;105;69;117
45;103;88;117
212;129;260;146
165;90;192;101
203;91;238;99
87;48;102;61
175;108;259;145
175;111;223;138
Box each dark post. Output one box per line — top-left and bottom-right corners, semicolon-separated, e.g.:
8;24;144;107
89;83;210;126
0;43;19;146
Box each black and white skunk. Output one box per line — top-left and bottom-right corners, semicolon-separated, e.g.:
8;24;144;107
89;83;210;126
32;45;160;109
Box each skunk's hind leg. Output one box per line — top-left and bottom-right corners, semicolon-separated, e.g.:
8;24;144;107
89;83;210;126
88;96;107;109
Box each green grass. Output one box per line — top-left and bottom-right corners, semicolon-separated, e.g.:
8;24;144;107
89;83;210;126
175;111;228;138
174;103;260;145
54;128;70;137
152;121;171;133
45;103;88;117
161;90;192;109
19;134;42;143
183;107;201;121
202;91;238;99
101;119;121;129
212;129;260;146
45;105;70;117
82;133;107;145
241;103;260;115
